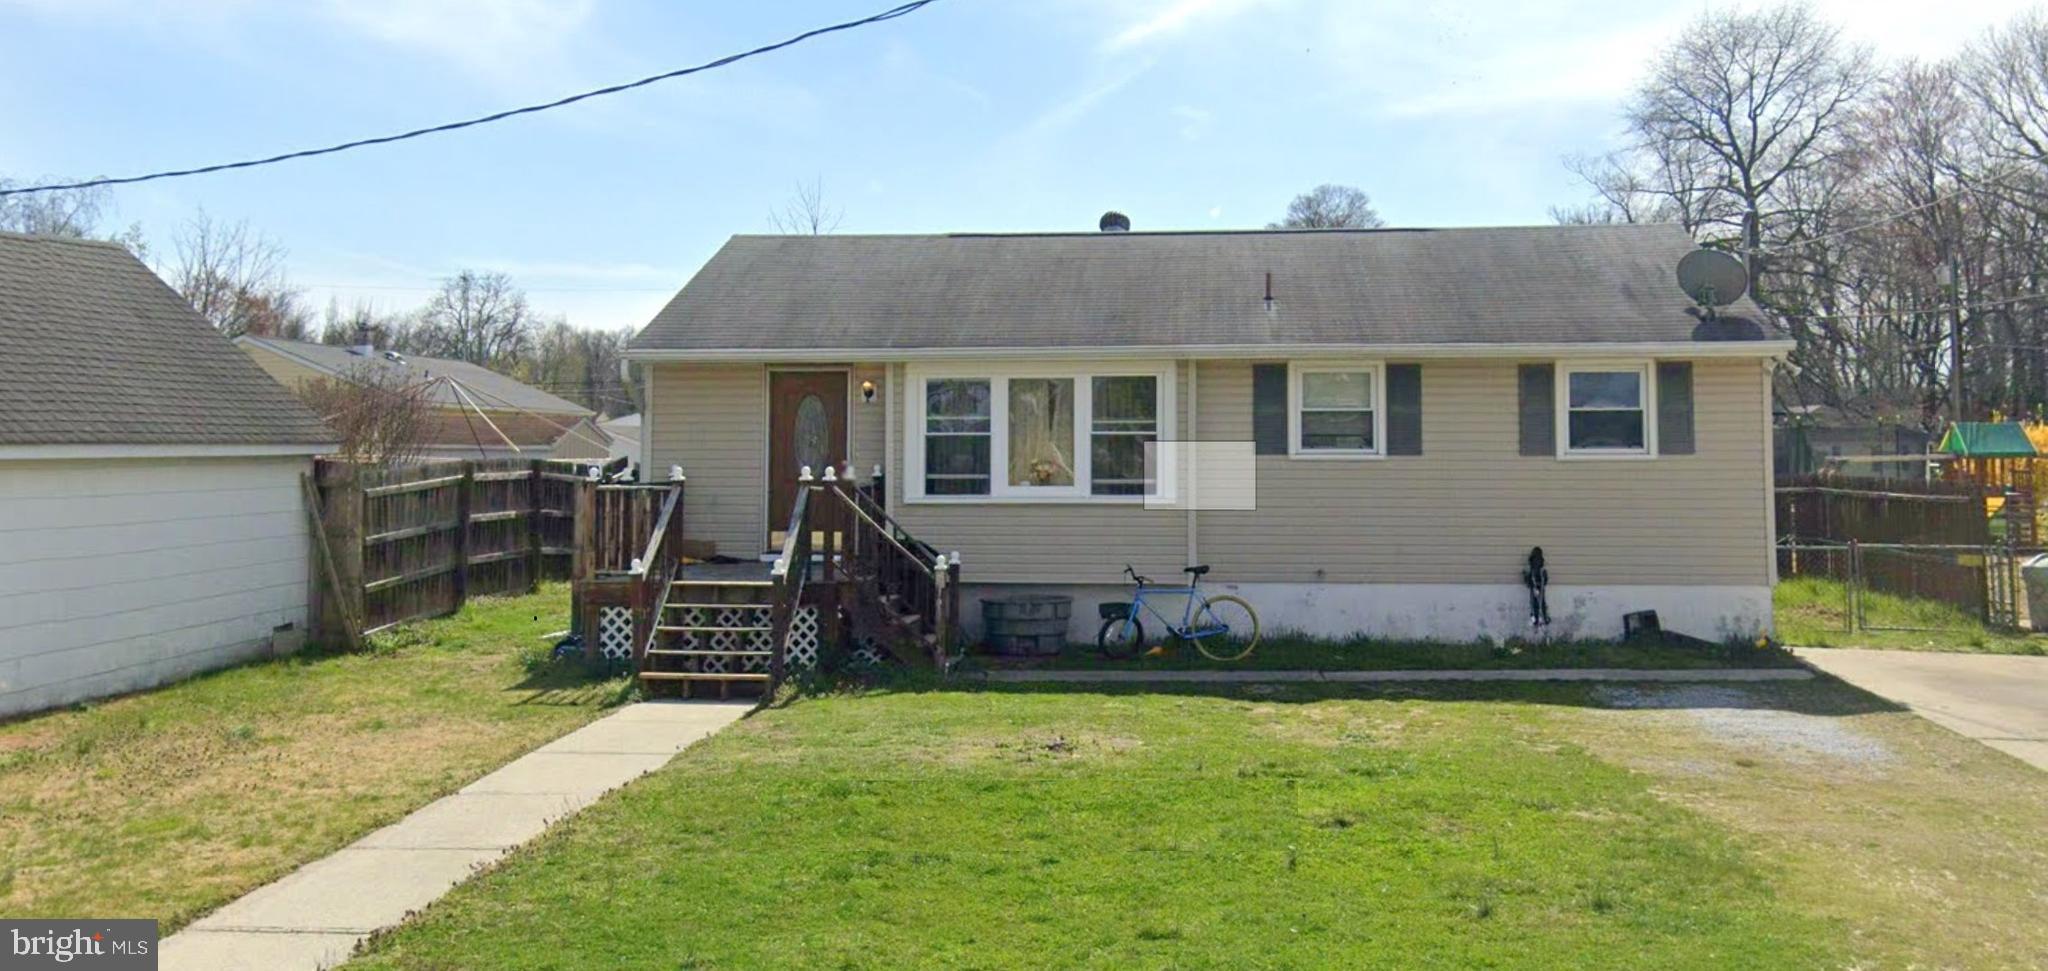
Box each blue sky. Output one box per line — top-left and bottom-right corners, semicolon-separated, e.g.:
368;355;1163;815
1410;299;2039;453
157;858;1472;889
1;0;2036;331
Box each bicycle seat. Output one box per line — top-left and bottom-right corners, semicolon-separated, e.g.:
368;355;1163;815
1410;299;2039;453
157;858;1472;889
1183;564;1211;578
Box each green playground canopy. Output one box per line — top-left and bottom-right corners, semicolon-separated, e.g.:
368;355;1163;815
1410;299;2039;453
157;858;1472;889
1936;421;2039;458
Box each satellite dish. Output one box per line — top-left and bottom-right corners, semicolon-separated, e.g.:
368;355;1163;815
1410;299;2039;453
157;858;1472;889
1676;249;1749;308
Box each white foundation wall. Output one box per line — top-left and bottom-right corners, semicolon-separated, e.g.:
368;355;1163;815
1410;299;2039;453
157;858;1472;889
0;454;314;718
962;582;1773;646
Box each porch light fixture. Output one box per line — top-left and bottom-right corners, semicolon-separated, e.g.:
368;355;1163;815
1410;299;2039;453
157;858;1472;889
861;379;877;403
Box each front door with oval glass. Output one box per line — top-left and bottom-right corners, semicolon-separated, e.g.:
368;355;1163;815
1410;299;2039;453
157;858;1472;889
767;370;849;551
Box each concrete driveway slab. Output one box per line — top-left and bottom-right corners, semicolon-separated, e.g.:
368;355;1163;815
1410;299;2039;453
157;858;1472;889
1795;648;2048;770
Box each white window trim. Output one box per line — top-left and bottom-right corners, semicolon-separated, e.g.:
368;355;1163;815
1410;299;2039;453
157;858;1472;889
1287;361;1386;459
1556;360;1658;460
905;361;1176;504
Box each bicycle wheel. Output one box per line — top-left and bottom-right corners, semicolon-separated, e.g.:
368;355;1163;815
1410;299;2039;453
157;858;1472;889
1191;594;1260;661
1097;617;1146;659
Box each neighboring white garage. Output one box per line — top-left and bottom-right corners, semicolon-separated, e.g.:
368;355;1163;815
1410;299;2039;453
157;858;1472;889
0;231;335;719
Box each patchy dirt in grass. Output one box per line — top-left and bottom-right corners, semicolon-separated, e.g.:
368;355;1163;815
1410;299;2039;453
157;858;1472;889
1561;680;2048;970
1594;685;1895;768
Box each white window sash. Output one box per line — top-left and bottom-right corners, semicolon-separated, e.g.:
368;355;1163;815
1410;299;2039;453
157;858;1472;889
1287;361;1387;459
1556;362;1658;459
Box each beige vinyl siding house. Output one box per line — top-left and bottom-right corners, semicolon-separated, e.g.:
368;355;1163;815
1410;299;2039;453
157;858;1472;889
630;223;1787;643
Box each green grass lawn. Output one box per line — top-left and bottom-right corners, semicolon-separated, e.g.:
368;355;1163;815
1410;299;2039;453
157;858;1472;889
347;678;2048;970
992;633;1796;671
1774;576;2048;655
0;584;625;932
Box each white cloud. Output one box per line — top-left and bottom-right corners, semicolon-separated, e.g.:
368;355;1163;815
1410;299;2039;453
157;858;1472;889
1172;104;1214;140
1207;205;1223;219
1101;0;1272;52
317;0;596;90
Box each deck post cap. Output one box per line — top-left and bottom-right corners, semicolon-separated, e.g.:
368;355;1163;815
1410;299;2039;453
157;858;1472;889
822;465;838;482
799;465;813;481
669;464;685;482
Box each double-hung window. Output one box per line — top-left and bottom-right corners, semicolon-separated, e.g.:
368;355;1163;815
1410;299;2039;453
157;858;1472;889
1559;364;1653;456
923;378;992;495
1090;375;1159;496
912;366;1171;501
1288;363;1384;457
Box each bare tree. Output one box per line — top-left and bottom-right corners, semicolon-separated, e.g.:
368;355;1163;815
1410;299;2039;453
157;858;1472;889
769;177;843;235
168;211;309;337
1624;3;1872;293
297;366;434;466
0;177;147;255
522;321;638;415
416;270;536;366
1269;184;1385;229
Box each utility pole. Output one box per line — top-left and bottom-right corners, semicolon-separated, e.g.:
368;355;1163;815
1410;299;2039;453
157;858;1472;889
1940;261;1965;423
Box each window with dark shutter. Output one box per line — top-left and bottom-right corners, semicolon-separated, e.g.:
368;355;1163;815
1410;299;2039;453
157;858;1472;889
1518;364;1555;456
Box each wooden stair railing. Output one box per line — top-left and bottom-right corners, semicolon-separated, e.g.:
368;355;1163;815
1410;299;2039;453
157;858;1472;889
821;477;959;667
764;481;815;692
628;482;686;663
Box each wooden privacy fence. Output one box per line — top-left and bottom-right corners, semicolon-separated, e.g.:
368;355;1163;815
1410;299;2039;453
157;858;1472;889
310;457;597;641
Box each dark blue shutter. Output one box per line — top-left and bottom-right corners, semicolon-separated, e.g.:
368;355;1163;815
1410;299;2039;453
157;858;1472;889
1386;364;1422;455
1657;362;1695;455
1252;364;1287;455
1518;364;1555;456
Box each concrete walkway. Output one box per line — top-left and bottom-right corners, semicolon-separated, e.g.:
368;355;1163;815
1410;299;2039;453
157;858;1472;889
978;667;1813;684
158;700;750;971
1795;647;2048;770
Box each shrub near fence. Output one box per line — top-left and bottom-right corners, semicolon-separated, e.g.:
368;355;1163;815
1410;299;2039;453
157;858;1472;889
312;457;596;640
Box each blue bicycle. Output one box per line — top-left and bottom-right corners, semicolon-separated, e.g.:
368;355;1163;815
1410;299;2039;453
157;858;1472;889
1097;564;1262;661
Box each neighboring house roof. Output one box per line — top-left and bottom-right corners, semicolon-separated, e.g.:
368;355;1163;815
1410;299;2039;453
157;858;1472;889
0;231;336;448
600;413;640;435
629;224;1780;356
1937;422;2038;458
421;411;593;451
237;335;593;416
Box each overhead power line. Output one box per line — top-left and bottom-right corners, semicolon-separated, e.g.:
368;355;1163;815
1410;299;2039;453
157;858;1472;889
0;0;942;198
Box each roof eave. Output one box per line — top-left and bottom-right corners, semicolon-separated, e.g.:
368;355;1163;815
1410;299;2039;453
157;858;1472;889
624;339;1797;363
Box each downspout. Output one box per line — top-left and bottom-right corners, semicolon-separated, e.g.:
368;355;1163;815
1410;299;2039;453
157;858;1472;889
1186;359;1198;568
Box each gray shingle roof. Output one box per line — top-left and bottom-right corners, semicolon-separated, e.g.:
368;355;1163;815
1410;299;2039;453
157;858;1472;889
0;231;336;447
629;223;1779;354
238;336;593;416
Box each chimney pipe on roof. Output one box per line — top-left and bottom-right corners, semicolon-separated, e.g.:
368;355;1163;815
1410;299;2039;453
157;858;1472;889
1099;211;1130;233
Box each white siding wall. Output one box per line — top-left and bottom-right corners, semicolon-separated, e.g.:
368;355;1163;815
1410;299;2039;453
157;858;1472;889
0;455;313;718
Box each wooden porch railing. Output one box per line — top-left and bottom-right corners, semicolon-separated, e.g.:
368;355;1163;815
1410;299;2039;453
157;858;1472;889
590;482;675;576
765;482;814;691
822;474;959;665
569;473;684;661
629;482;687;662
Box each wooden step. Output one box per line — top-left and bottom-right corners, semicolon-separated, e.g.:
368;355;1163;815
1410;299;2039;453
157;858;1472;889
639;671;771;682
665;602;771;611
646;648;773;658
671;578;773;588
656;624;772;634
